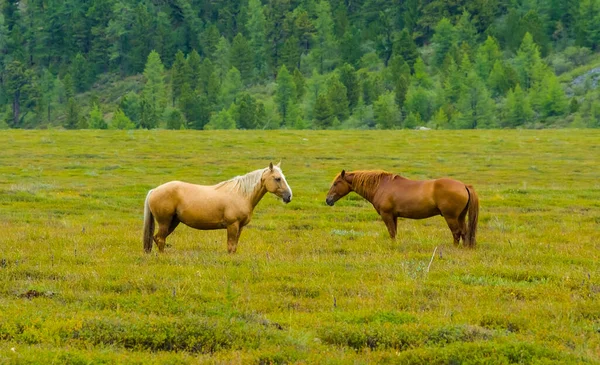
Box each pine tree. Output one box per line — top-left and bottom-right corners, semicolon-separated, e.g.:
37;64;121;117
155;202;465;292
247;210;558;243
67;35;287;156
246;0;268;79
275;65;296;125
404;85;433;123
514;32;544;90
393;29;419;70
221;67;243;108
281;36;301;71
389;56;411;109
313;0;337;73
171;50;190;105
71;53;90;92
230;33;253;85
164;107;186;130
187;50;202;91
474;36;502;79
142;50;167;118
292;68;306;100
205;106;236;130
214;37;231;82
455;11;478;50
412;57;431;88
340;27;362;67
198;57;214;93
235;93;258;129
542;72;569;117
314;93;334;128
454;72;496;129
199;24;220;59
88;103;107;129
503;84;533;127
4;60;38;128
63;97;79;129
120;92;142;127
327;74;349;122
374;91;400;129
338;64;359;110
432;18;457;67
111;108;135;129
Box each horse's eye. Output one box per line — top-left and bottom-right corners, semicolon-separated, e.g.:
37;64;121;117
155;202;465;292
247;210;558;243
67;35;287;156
275;177;281;182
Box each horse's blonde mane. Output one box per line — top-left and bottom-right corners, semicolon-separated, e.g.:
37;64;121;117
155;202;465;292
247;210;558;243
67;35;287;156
214;168;267;198
349;170;396;197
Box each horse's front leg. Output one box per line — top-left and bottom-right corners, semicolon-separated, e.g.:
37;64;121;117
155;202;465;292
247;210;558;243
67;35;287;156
226;222;241;253
380;212;397;239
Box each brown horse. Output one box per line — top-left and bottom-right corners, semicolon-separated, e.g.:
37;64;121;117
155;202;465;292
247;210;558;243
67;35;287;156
326;170;479;247
143;162;292;253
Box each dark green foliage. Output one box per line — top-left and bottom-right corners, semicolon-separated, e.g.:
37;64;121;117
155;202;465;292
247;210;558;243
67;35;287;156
230;33;253;85
0;0;595;130
63;97;80;129
235;93;258;129
338;64;360;110
275;65;296;125
313;93;334;128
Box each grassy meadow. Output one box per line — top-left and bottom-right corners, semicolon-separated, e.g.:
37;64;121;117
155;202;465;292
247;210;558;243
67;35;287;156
0;130;599;364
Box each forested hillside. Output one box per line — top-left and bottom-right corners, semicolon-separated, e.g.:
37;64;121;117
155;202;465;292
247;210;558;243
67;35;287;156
1;0;600;130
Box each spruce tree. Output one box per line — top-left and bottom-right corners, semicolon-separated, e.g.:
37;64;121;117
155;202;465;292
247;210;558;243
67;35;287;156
503;84;533;127
338;64;359;110
171;50;190;105
514;32;544;89
142;50;167;119
199;24;220;59
292;68;306;100
246;0;268;79
63;97;79;130
221;67;243;108
88;103;107;129
275;65;296;125
235;93;258;129
314;93;334;129
374;91;400;129
187;50;202;91
393;29;418;70
230;33;253;85
327;75;349;122
432;18;457;67
313;0;337;73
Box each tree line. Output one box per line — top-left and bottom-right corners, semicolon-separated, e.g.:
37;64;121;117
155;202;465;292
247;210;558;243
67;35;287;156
1;0;600;130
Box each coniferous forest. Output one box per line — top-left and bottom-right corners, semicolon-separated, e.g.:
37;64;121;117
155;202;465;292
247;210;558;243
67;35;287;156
1;0;600;130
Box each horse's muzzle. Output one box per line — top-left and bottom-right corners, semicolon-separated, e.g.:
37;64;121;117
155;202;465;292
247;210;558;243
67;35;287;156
326;197;335;206
283;193;292;204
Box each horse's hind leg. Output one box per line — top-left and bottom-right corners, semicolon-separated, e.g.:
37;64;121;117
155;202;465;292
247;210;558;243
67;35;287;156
458;209;468;245
154;216;179;252
444;216;462;246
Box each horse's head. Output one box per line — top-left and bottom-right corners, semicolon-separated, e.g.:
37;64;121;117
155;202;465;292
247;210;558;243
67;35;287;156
263;162;293;203
326;170;352;206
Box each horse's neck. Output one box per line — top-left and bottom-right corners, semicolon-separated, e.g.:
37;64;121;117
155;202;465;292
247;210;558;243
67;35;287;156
351;174;394;203
248;185;268;208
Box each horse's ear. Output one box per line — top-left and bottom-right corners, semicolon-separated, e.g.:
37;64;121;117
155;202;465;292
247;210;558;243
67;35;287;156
269;162;274;171
341;170;346;178
276;161;281;167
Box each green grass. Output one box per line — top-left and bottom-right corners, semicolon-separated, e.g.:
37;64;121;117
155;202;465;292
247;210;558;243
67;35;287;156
0;130;599;364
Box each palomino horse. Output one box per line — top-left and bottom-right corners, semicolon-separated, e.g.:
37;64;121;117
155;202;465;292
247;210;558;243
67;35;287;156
143;162;292;253
326;170;479;247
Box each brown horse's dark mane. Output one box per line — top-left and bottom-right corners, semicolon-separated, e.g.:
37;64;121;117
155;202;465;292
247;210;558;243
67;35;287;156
348;170;397;198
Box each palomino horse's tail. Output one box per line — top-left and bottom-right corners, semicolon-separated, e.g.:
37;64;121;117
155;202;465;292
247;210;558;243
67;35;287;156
465;185;479;247
143;190;155;253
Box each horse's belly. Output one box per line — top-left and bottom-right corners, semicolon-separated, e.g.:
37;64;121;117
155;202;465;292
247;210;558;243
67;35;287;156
184;220;228;230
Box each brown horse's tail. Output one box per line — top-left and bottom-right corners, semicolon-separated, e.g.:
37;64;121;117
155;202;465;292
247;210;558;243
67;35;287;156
143;190;155;253
465;185;479;247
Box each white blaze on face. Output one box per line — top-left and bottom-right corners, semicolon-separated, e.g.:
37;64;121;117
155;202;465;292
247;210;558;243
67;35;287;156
274;166;292;200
